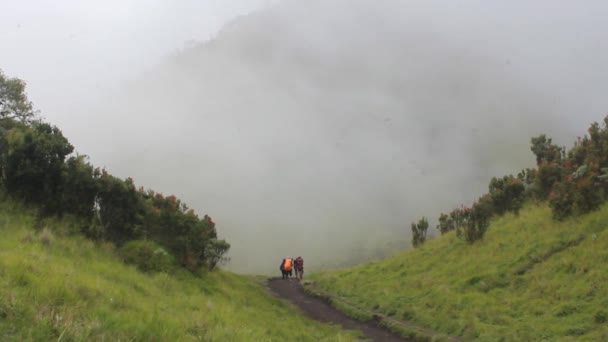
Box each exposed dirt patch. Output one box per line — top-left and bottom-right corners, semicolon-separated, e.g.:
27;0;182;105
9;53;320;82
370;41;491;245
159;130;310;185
267;277;410;342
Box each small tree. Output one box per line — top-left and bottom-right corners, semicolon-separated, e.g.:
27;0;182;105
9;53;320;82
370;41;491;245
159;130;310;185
411;217;429;247
206;239;231;270
0;69;37;122
437;213;453;235
61;155;100;219
3;122;74;214
460;194;493;243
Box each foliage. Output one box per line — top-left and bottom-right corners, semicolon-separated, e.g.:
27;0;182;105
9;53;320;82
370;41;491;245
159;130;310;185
0;69;37;122
437;207;468;235
411;217;429;247
0;70;228;273
548;180;575;220
119;240;175;273
206;238;231;270
2;122;73;215
457;195;492;243
433;115;608;243
530;134;563;165
61;155;100;219
96;175;146;243
488;175;525;215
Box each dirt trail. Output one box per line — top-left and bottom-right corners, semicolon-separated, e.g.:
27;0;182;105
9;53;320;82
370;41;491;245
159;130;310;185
267;278;409;342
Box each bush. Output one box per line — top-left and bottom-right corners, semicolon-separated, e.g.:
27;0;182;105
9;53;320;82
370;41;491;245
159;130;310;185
411;217;429;247
573;175;604;214
206;238;231;270
594;310;607;324
119;240;175;273
459;195;493;243
488;175;526;215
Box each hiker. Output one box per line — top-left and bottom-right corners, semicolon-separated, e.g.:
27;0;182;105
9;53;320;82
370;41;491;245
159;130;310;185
280;257;294;279
295;256;304;280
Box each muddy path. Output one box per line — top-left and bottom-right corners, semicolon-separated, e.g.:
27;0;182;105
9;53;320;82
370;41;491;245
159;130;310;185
267;277;410;342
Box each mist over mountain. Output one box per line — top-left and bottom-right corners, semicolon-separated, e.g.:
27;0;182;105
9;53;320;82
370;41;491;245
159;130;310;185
73;0;608;273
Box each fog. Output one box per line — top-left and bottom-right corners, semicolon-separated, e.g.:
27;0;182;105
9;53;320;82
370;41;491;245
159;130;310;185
3;0;608;274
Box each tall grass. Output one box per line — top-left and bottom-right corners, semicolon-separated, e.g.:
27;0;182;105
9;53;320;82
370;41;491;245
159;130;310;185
0;203;360;341
312;203;608;341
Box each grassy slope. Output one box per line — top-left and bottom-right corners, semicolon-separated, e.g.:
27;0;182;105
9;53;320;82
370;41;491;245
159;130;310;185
312;203;608;341
0;204;359;342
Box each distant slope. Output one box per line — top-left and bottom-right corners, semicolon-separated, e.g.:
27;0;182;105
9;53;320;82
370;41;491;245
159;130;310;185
311;203;608;340
0;202;358;341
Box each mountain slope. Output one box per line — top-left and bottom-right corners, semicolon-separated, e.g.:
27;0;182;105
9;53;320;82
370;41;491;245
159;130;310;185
0;201;359;341
311;203;608;340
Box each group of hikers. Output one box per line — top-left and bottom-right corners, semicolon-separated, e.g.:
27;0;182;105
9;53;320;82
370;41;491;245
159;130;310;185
280;256;304;280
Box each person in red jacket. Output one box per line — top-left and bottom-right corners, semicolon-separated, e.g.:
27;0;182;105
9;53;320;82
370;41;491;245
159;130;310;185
295;256;304;280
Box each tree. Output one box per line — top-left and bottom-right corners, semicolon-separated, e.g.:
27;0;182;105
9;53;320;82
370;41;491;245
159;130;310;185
460;194;493;243
530;135;563;165
488;175;526;215
3;122;74;214
96;174;146;243
205;239;231;270
0;70;37;122
61;155;100;219
411;217;429;247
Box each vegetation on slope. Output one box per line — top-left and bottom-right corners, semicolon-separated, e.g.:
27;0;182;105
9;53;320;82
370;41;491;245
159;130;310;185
312;203;608;340
411;116;608;248
0;68;229;273
0;201;360;341
311;117;608;340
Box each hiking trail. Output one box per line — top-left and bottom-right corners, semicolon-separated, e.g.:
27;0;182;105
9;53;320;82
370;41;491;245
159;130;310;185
267;277;409;342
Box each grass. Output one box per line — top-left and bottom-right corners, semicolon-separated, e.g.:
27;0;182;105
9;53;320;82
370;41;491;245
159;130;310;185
0;202;361;341
311;202;608;341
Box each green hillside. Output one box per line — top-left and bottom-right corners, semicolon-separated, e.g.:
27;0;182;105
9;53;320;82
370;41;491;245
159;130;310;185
311;203;608;340
0;202;359;341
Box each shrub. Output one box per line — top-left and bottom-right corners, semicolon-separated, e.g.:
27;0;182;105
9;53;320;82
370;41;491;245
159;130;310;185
119;240;175;273
411;217;429;247
205;238;231;270
488;175;526;215
573;174;604;214
594;310;607;324
459;195;492;243
437;213;453;235
535;162;563;199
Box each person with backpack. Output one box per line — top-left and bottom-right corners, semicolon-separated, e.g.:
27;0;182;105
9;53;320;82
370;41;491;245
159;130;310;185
295;256;304;280
280;257;294;279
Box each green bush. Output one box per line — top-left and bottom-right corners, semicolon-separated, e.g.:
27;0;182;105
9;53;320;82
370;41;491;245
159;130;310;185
119;240;175;273
411;217;429;247
460;194;493;243
594;310;607;324
489;175;526;215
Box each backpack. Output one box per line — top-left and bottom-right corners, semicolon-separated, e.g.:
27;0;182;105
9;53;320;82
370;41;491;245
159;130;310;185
296;257;304;268
284;258;293;271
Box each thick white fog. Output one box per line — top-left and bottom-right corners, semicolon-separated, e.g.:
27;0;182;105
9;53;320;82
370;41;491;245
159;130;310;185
3;0;608;273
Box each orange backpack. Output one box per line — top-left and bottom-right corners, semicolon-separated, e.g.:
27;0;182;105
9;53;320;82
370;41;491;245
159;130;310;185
284;258;293;271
